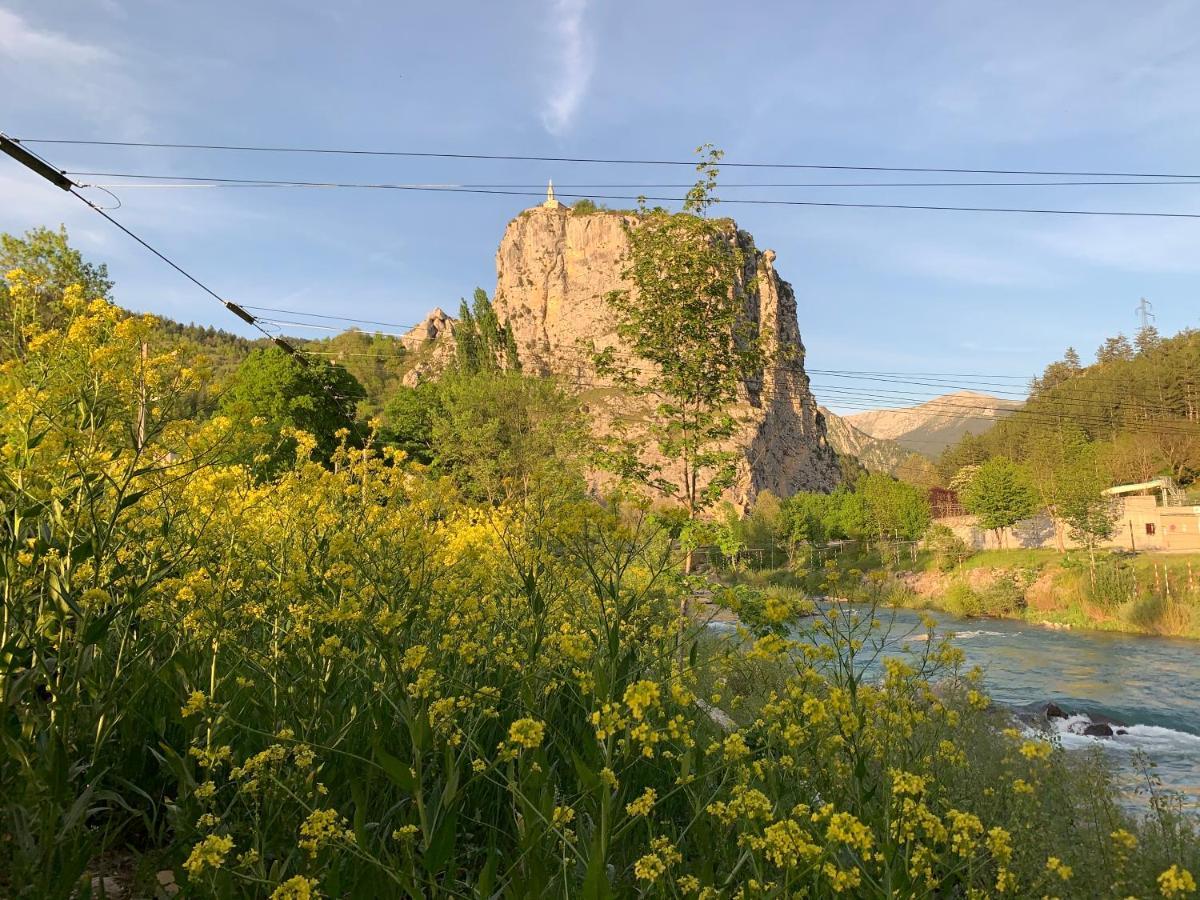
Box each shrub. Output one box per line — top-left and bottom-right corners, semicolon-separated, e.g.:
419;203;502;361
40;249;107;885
925;523;975;572
943;581;983;617
978;572;1026;615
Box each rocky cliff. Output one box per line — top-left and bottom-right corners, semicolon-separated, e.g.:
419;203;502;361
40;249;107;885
490;204;841;505
820;406;937;482
399;307;456;386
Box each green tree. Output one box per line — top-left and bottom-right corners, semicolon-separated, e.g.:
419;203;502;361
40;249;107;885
595;147;765;557
1024;427;1091;552
453;289;519;375
1;226;113;307
454;299;482;372
1095;334;1134;365
857;472;931;544
428;371;589;503
937;432;991;484
960;457;1039;548
217;347;364;474
382;380;439;465
1055;444;1118;582
1;227;115;359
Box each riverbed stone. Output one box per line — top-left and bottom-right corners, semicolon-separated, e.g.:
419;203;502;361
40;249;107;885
1044;702;1068;720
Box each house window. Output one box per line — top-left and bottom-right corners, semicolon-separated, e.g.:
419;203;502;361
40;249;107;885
1145;523;1156;535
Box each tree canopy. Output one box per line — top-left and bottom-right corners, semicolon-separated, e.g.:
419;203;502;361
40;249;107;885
217;347;365;473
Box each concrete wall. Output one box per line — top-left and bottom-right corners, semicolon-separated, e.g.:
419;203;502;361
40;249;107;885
938;497;1200;552
1161;507;1200;551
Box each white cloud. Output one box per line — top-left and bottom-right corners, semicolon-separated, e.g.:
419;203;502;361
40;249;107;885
541;0;594;135
0;5;157;138
0;7;114;65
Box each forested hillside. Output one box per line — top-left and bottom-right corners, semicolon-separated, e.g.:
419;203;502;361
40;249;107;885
938;327;1200;488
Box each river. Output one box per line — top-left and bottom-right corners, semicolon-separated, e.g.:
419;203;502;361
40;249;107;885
718;604;1200;808
855;605;1200;807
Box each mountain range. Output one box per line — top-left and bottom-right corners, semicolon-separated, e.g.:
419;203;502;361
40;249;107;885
840;390;1023;457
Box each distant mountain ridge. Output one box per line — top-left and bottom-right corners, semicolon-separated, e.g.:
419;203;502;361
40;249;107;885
819;407;937;481
843;390;1023;457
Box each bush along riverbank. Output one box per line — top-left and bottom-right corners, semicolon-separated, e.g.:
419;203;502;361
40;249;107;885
726;544;1200;639
896;544;1200;637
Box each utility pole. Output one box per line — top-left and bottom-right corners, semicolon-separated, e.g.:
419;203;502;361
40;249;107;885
136;340;148;451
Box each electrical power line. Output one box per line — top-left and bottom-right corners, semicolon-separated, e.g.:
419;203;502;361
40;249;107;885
241;305;420;331
0;133;361;417
70;173;1200;190
18;137;1200;179
56;171;1200;220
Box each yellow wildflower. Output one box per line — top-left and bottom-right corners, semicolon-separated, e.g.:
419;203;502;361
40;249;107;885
270;876;321;899
624;680;661;720
508;717;546;750
181;691;209;718
183;834;233;877
1159;865;1197;898
626;787;657;817
1046;856;1073;881
298;808;354;857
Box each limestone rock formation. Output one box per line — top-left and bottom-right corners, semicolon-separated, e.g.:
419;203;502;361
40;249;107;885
491;204;841;505
399;307;457;386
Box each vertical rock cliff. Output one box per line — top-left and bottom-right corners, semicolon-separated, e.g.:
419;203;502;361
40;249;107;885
491;204;841;505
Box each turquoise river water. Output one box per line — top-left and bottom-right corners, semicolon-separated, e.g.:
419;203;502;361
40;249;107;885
719;605;1200;808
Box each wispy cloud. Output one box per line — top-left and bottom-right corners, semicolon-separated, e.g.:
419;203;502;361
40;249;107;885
541;0;593;135
0;7;114;64
0;5;154;138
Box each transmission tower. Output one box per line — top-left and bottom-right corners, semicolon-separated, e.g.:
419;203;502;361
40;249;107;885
1135;297;1155;329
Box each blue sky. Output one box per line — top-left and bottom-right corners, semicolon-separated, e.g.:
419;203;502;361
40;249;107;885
2;0;1199;413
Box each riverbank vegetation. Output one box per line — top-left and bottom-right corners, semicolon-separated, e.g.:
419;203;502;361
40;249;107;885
714;486;1200;637
5;224;1200;897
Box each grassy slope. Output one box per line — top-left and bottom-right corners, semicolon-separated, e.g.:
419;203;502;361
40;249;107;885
729;549;1200;639
906;550;1200;638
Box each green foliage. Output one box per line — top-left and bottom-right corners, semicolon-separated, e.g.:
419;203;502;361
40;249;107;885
595;147;764;519
779;476;927;554
385;371;589;502
453;288;519;374
942;574;1025;618
0;226;113;315
939;328;1200;487
925;523;974;572
298;328;410;418
937;432;992;484
217;346;365;474
856;472;931;541
960;457;1040;543
428;370;588;502
1057;446;1119;553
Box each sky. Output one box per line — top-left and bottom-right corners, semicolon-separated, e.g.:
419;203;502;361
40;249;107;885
2;0;1199;414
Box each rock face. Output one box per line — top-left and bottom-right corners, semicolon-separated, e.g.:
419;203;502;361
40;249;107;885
400;307;457;387
491;204;841;506
820;405;936;481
